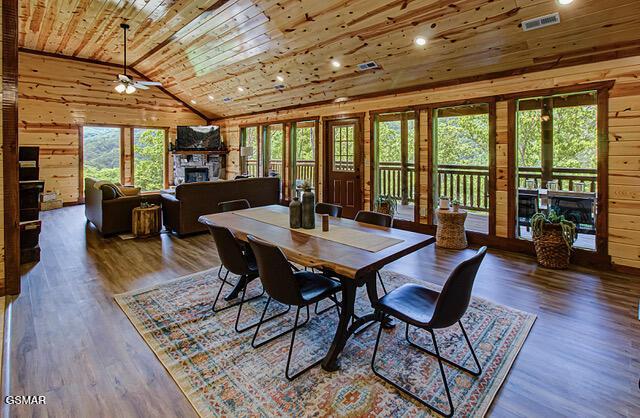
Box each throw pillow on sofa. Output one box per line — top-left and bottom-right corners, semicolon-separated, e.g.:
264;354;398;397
115;183;141;197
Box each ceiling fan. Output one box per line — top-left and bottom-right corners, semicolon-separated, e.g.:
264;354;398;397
113;23;162;94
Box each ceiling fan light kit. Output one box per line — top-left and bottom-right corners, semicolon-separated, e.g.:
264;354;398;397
113;22;162;95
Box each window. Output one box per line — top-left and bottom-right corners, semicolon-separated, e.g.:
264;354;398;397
83;126;122;184
374;112;416;221
241;126;259;177
265;124;284;177
332;124;355;171
291;121;316;192
433;104;490;233
516;91;598;250
132;128;166;191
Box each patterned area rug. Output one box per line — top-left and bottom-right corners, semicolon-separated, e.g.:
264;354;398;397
115;268;535;417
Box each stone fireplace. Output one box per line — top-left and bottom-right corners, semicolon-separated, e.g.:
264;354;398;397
173;153;222;184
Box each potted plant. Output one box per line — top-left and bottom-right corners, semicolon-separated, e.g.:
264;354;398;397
439;195;450;210
451;198;460;212
375;195;397;217
530;210;577;269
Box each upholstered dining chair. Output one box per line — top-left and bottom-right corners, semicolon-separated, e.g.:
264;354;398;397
315;202;343;217
215;199;252;280
218;198;251;212
354;210;392;295
247;235;342;381
370;246;487;417
207;225;289;333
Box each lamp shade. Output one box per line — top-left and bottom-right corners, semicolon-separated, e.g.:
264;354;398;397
240;146;254;157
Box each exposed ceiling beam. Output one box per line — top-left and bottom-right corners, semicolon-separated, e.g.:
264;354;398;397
18;48;212;122
129;0;231;69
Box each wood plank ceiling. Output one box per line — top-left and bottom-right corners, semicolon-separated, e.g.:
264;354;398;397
18;0;640;119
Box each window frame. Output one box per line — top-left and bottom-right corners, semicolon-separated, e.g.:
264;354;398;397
130;127;169;192
78;124;125;203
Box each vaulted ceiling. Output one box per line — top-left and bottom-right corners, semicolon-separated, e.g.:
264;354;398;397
18;0;640;119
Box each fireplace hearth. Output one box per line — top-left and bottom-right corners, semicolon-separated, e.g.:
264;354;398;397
184;167;209;183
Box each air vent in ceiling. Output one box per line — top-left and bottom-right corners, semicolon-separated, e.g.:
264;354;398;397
274;84;286;91
223;97;232;103
522;12;560;31
357;61;381;71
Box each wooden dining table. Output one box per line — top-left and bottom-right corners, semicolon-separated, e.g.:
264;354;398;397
199;205;435;371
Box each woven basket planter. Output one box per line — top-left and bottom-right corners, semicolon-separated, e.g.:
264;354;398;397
532;224;571;269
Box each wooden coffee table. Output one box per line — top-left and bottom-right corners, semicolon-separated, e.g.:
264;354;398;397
132;205;161;238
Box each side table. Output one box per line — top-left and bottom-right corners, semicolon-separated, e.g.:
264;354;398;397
435;209;468;249
132;205;161;238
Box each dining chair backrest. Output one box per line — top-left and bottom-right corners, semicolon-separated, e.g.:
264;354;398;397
218;199;251;212
207;225;252;276
247;235;302;306
430;246;487;329
316;202;343;217
234;174;250;179
355;210;392;227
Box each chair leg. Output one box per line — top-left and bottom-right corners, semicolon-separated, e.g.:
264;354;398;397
285;306;323;381
251;300;309;349
371;320;454;417
212;272;264;314
405;322;482;376
234;282;288;333
377;271;388;295
314;293;342;315
216;265;225;281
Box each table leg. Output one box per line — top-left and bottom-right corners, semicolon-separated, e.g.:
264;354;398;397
321;277;357;372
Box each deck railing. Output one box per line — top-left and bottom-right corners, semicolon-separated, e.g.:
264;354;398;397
437;164;489;212
378;162;416;204
245;160;315;184
518;167;597;192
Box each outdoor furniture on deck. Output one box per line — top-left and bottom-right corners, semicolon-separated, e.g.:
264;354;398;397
198;205;435;372
435;209;468;249
517;189;539;231
548;192;596;234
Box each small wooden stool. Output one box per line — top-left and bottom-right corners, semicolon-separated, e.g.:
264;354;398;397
132;205;161;238
435;209;468;249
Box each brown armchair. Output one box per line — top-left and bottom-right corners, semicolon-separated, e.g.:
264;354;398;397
84;178;161;236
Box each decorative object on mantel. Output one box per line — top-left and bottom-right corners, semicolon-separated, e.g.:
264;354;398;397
531;210;577;269
375;194;397;217
435;208;468;249
289;197;302;229
132;204;161;238
439;195;450;210
301;181;315;229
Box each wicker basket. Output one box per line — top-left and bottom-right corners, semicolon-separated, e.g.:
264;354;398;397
532;224;571;269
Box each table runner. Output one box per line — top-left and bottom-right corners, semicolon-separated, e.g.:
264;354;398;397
234;207;403;252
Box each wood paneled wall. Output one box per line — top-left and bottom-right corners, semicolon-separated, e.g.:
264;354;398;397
18;52;205;203
217;56;640;271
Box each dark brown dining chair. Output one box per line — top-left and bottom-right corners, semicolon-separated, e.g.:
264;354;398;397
355;210;392;295
315;202;343;217
215;199;251;279
207;225;289;333
247;235;342;381
370;246;487;417
218;199;250;212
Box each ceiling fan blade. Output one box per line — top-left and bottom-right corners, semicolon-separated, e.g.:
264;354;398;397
136;81;163;86
133;83;150;90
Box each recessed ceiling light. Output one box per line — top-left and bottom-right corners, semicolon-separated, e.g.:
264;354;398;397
557;0;574;4
414;36;427;46
276;75;284;82
207;94;214;101
237;86;244;92
331;60;341;68
190;99;197;104
334;97;348;103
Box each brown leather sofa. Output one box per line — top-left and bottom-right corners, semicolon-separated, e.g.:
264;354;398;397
161;177;280;236
84;178;161;236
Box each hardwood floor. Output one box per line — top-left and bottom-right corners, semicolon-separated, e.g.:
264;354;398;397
6;205;640;417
